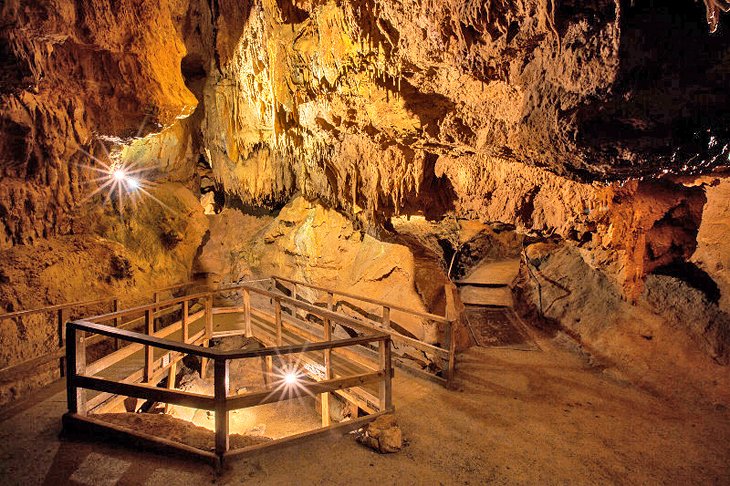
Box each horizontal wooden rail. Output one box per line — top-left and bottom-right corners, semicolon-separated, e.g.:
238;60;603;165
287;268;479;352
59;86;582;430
85;329;206;413
0;279;210;390
220;334;388;359
85;310;205;376
0;297;115;320
152;280;209;294
74;375;215;410
76;282;447;360
227;371;384;410
73;319;387;362
70;321;220;359
223;284;450;358
86;291;212;324
0;278;206;321
272;275;450;323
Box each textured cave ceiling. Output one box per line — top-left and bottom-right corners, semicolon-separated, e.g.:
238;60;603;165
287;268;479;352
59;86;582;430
0;0;728;244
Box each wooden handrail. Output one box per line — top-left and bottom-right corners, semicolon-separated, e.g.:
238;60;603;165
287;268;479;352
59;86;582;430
221;333;388;359
2;274;455;406
0;279;205;321
152;279;210;294
69;320;220;359
272;275;451;323
72;318;389;361
233;284;449;357
74;375;215;410
86;291;212;323
79;284;449;358
0;297;115;320
226;371;384;410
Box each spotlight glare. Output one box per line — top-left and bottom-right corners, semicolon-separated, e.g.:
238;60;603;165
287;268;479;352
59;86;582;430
284;372;298;385
126;177;140;190
112;168;126;181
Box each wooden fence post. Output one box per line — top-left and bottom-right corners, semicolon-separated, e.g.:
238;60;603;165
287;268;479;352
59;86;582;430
321;313;332;426
379;337;393;411
113;298;121;350
66;324;87;415
153;292;160;331
382;305;391;329
444;284;457;388
164;359;177;414
264;356;274;389
201;295;213;377
144;308;154;382
269;277;277;298
58;307;69;377
274;298;282;346
446;321;457;387
243;289;252;337
182;300;189;343
214;358;229;459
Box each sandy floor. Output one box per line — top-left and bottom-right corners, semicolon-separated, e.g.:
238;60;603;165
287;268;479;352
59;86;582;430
0;336;728;485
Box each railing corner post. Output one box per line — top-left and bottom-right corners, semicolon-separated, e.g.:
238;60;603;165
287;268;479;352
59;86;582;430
446;319;457;389
379;336;393;412
58;307;69;377
66;323;86;416
214;358;229;458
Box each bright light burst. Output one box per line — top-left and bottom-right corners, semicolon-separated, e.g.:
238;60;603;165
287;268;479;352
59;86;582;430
284;371;299;385
73;121;174;215
78;152;155;213
259;351;321;405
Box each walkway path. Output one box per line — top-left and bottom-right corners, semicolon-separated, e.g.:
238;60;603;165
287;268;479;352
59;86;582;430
455;258;537;350
1;333;728;484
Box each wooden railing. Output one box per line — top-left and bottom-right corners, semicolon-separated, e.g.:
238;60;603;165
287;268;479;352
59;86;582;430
269;276;458;386
0;280;208;392
63;285;394;467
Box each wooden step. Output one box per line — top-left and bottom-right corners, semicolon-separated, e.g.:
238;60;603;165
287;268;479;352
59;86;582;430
457;258;520;286
459;285;513;307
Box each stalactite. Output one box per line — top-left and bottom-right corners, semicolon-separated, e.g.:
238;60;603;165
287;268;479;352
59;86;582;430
704;0;730;33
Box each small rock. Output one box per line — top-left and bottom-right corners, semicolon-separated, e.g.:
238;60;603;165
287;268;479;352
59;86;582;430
356;414;402;453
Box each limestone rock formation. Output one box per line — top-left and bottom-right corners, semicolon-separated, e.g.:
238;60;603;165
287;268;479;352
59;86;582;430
0;182;207;405
692;177;730;312
517;243;730;404
197;196;437;342
0;0;728;406
356;413;403;453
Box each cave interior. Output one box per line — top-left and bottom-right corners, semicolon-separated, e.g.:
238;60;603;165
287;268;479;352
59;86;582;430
0;0;729;483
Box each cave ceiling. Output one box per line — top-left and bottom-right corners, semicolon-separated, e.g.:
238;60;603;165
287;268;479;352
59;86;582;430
0;0;728;244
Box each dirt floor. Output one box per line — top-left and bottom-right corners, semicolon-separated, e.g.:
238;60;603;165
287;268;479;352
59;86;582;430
0;334;729;485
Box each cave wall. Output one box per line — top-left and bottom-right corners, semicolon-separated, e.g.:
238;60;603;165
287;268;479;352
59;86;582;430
192;0;728;301
196;196;438;342
518;243;730;405
692;178;730;312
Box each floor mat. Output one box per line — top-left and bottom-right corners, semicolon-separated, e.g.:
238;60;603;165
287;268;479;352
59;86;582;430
464;306;538;350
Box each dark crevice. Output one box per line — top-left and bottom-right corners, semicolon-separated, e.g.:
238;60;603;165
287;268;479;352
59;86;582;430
652;260;721;304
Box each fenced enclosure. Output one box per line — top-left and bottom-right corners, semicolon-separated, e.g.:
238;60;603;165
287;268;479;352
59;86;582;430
61;282;398;466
